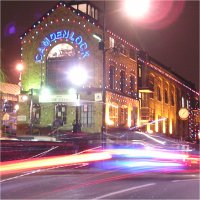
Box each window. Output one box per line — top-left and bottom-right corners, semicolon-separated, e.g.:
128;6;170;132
72;5;78;9
182;97;185;107
157;86;162;101
147;75;154;99
78;4;87;13
130;75;135;96
164;89;168;104
109;104;118;126
129;48;136;60
81;104;94;127
47;43;75;59
186;99;189;109
32;104;41;124
94;9;98;20
120;70;126;93
55;104;67;125
87;4;96;19
109;37;115;48
138;67;142;77
119;106;128;126
119;44;127;55
109;66;115;90
171;92;175;106
176;89;181;108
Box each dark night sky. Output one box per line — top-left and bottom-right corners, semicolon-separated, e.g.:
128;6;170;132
1;0;199;90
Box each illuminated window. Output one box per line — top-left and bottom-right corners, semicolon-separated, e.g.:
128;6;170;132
138;67;142;77
109;104;118;126
78;4;87;13
109;66;115;90
119;106;128;126
157;86;162;101
164;89;168;104
109;37;115;48
182;97;185;107
87;4;98;19
186;99;189;109
47;43;75;59
72;5;78;9
80;104;94;127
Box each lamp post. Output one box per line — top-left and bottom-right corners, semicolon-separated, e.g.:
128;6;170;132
68;66;88;133
16;63;24;90
100;0;150;148
101;1;106;149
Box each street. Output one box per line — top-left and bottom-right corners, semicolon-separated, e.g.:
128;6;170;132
1;163;199;199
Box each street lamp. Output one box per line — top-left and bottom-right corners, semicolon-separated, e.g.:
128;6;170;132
16;63;24;89
124;0;150;19
68;65;88;133
101;1;151;148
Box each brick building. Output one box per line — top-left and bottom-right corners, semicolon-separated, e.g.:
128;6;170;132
18;1;199;140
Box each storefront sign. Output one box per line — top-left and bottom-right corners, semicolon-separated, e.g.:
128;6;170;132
39;94;78;103
17;115;27;122
95;93;102;101
35;30;90;62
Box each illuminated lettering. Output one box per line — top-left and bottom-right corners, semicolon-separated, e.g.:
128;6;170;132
56;31;62;39
75;36;83;45
69;32;75;42
42;37;50;47
63;30;69;38
35;54;43;62
80;42;87;51
35;29;90;62
50;33;56;41
82;51;90;58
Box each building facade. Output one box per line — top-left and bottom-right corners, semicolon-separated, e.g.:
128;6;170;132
18;1;199;140
0;82;20;135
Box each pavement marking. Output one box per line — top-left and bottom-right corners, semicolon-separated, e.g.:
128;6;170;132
0;170;41;183
172;178;200;183
92;183;156;199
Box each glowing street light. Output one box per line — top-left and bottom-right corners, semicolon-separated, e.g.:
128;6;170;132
16;63;24;88
124;0;150;19
68;66;88;86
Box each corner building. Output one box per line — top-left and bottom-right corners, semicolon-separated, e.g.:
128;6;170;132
18;1;199;140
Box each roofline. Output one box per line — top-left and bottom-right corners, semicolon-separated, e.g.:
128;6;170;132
149;56;196;90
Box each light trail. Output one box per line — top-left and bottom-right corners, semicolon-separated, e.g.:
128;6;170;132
0;152;112;175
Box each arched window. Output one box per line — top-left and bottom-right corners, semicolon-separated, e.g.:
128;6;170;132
164;89;168;104
157;86;162;101
47;43;77;89
47;43;76;59
171;92;175;106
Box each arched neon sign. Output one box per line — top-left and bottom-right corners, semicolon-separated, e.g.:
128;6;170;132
35;30;90;62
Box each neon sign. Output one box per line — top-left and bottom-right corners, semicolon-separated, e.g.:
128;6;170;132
35;30;90;62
